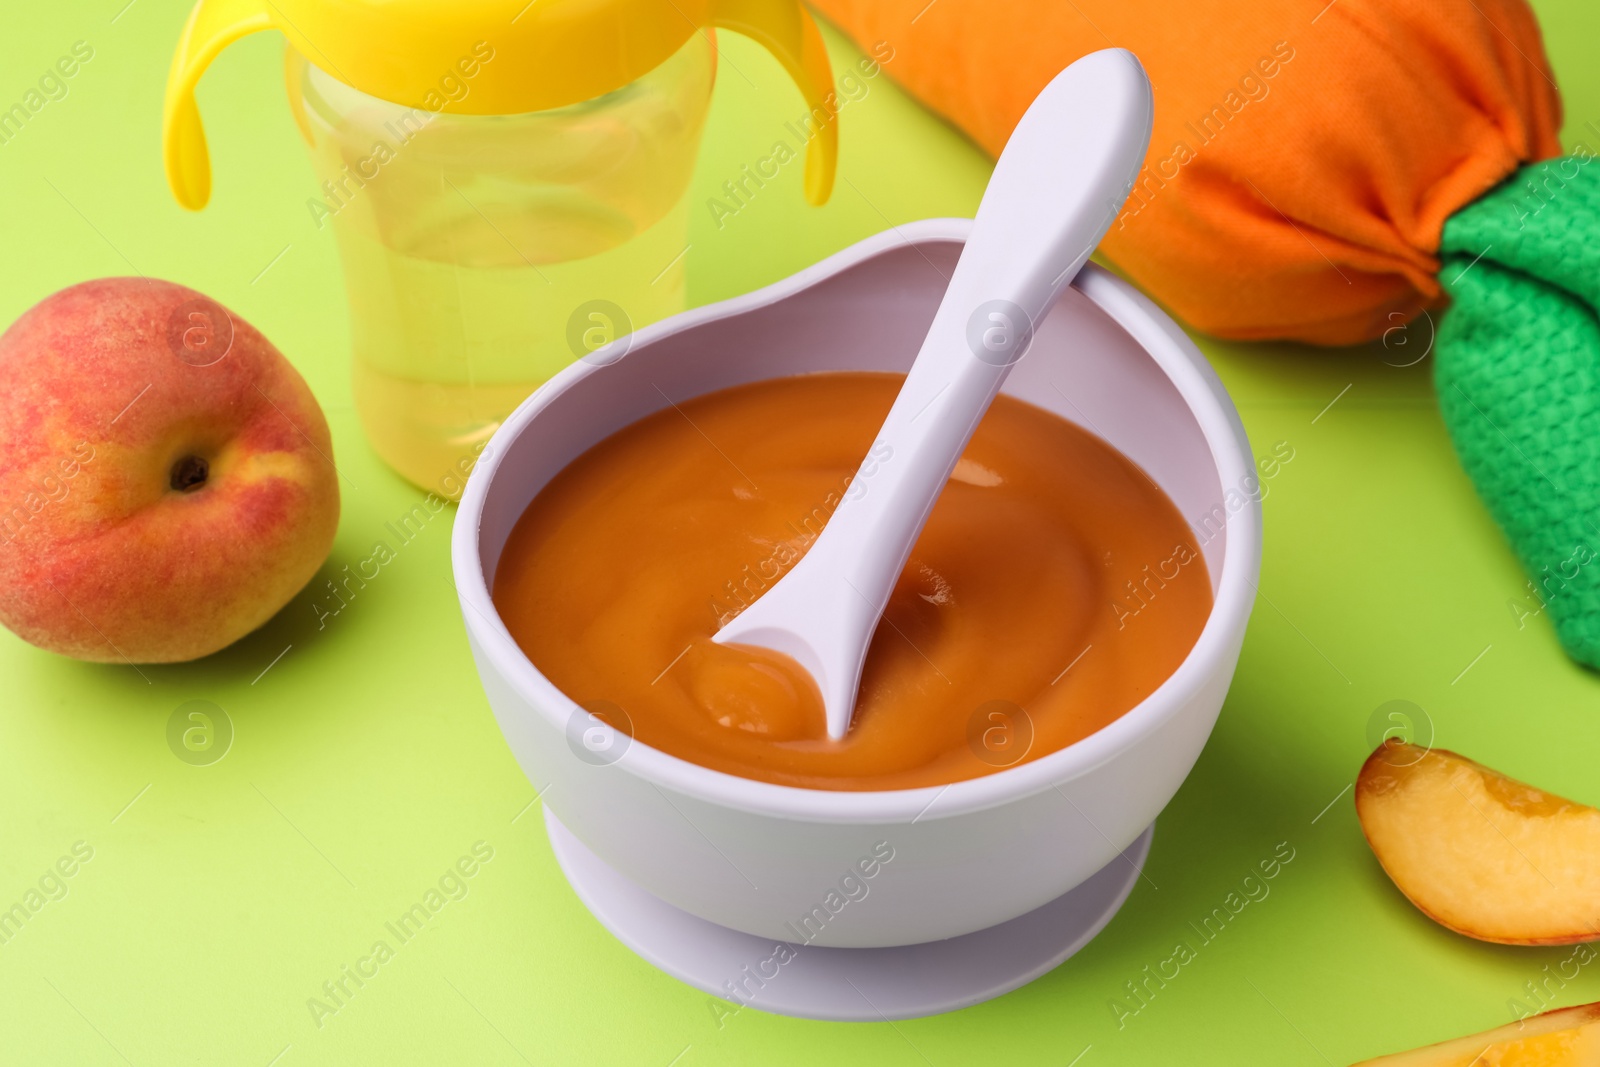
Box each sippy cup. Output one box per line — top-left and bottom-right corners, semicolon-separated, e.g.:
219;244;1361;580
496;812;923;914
162;0;838;493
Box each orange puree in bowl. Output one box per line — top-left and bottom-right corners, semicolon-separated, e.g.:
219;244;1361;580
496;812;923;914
493;372;1211;791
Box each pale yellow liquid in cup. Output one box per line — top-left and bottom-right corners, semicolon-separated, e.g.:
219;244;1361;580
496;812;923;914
296;37;714;494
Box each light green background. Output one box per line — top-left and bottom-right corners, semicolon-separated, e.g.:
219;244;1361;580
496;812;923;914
3;2;1599;1064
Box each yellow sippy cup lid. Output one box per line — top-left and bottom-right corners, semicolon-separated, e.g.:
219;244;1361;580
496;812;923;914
163;0;839;210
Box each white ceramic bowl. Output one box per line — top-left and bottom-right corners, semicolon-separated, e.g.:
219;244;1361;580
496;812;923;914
453;218;1261;949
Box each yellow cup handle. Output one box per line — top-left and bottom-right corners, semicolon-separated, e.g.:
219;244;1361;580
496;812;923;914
712;0;838;205
163;0;273;210
284;47;314;147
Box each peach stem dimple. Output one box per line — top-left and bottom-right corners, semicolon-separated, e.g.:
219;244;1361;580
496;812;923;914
169;455;209;492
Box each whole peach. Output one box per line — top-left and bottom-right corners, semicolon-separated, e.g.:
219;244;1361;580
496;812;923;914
0;277;339;663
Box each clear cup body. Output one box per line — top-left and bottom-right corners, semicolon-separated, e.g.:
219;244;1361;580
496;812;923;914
295;36;715;493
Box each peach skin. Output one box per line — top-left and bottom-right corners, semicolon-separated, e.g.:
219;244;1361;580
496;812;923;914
0;277;339;663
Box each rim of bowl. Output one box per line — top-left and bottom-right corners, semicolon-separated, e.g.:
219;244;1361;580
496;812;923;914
452;217;1262;825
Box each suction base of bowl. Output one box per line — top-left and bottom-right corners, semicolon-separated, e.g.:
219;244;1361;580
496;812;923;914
545;807;1153;1022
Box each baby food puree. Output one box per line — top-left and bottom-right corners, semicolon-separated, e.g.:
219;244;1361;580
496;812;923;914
493;372;1210;790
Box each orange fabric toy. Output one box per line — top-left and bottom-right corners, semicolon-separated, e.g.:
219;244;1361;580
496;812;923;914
813;0;1562;344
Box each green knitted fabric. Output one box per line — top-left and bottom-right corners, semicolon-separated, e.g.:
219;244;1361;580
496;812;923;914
1437;153;1600;665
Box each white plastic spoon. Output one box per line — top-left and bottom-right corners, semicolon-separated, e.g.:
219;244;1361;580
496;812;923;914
714;49;1154;739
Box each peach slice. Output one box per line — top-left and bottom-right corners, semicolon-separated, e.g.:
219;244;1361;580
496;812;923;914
1356;741;1600;945
1352;1002;1600;1065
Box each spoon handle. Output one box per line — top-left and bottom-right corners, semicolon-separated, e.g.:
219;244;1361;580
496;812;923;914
715;49;1152;739
822;49;1153;638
